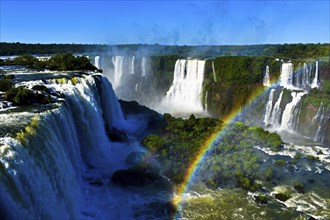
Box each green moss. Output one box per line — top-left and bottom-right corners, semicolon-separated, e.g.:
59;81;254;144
0;79;13;92
275;193;292;202
274;160;286;166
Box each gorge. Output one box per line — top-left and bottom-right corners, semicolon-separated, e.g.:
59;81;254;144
0;47;329;219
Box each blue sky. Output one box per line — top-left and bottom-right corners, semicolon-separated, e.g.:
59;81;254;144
0;0;329;45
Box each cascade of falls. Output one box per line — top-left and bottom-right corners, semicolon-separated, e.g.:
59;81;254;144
279;92;305;131
311;61;319;89
111;56;125;89
95;56;100;69
160;59;206;114
280;63;294;89
312;103;330;143
280;61;318;90
263;89;275;125
0;75;130;219
269;91;284;127
263;65;270;86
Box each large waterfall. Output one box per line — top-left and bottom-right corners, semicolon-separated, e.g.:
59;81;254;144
279;91;306;131
160;59;206;115
0;75;139;219
280;61;319;90
280;63;294;89
263;65;270;86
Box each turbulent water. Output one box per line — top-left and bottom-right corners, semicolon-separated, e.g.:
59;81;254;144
1;56;328;219
0;70;171;219
159;59;206;116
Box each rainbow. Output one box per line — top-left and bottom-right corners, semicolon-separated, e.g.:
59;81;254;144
170;59;319;218
171;79;278;219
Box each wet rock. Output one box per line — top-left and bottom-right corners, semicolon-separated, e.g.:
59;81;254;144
112;166;159;187
108;127;127;142
253;195;271;205
126;152;146;166
274;193;291;201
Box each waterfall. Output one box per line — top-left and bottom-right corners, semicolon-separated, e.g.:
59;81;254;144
280;92;305;131
270;91;283;127
112;56;125;89
312;103;330;143
95;56;100;69
280;61;318;90
0;75;129;219
141;57;147;77
263;65;270;86
263;89;275;125
311;61;319;89
280;63;294;89
212;61;217;82
130;56;135;75
161;59;206;114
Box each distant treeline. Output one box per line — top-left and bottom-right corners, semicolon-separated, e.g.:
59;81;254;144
0;42;329;59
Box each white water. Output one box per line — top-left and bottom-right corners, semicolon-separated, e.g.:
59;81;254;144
0;75;148;219
263;65;270;86
312;103;330;143
311;61;319;89
111;56;125;89
280;92;305;131
159;59;206;115
141;57;147;77
212;61;217;82
94;56;100;69
263;89;275;125
130;56;135;75
270;91;283;127
280;63;294;89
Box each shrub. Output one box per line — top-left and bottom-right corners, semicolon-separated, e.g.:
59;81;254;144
0;79;13;92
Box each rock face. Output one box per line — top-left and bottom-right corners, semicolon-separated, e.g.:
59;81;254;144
107;127;127;142
111;164;172;190
111;166;160;187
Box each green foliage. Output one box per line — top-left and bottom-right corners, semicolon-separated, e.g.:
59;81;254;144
142;135;166;152
274;160;286;166
322;80;330;95
0;79;13;92
204;56;280;117
5;87;34;105
200;122;283;191
1;53;98;71
274;43;330;59
46;53;97;71
141;114;222;183
306;155;319;161
12;54;38;67
1;42;328;58
274;193;292;202
4;86;52;106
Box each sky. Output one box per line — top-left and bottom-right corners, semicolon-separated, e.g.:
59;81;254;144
0;0;329;45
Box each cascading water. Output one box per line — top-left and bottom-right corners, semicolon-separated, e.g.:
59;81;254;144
141;57;147;77
0;74;141;219
263;89;275;125
263;65;270;86
212;61;217;82
279;92;305;131
160;59;206;115
280;63;294;89
111;56;125;90
130;56;135;75
312;103;330;143
269;91;283;127
311;61;319;89
94;56;100;69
